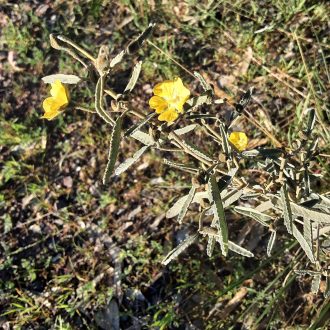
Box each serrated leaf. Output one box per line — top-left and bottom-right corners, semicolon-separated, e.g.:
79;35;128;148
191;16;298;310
320;195;330;211
200;228;253;257
242;148;283;159
177;186;196;224
206;189;243;215
194;71;212;91
103;115;124;184
306;108;316;135
180;138;213;162
235;87;253;112
267;231;276;256
273;198;330;224
124;61;142;93
292;224;315;263
130;130;155;146
242;149;261;158
281;184;293;234
234;206;271;227
166;192;208;219
219;124;231;157
162;159;198;173
115;145;149;176
207;236;216;257
294;270;321;276
303;217;313;251
162;233;198;265
208;174;228;256
42;74;81;84
125;113;155;137
311;274;321;294
95;76;115;125
185;92;212;111
110;50;125;68
325;276;330;298
228;241;254;257
174;124;198;135
127;23;155;54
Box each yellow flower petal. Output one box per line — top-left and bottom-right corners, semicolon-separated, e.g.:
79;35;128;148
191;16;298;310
42;80;69;120
153;80;176;100
149;95;168;114
158;108;179;122
42;97;62;120
50;80;69;107
228;132;248;152
149;77;190;122
173;77;190;101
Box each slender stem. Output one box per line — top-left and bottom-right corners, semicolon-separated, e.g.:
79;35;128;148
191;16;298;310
57;35;96;63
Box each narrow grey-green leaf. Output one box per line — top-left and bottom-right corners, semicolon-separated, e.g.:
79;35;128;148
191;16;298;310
294;270;321;276
42;74;81;84
125;113;156;137
206;189;243;215
130;130;155;146
292;224;315;263
281;184;293;234
222;189;243;207
242;149;260;158
95;76;115;125
103;115;124;184
177;186;196;224
311;274;321;294
174;124;198;136
228;241;254;257
206;237;215;257
273;198;330;224
127;23;155;54
306;108;316;134
267;231;276;256
115;145;149;176
320;195;330;210
325;276;330;298
234;206;271;227
163;159;198;173
181;139;213;162
162;233;198;265
110;50;125;68
185;92;212;111
166;192;208;219
219;124;231;157
194;71;212;91
208;174;228;256
124;61;142;93
303;217;313;251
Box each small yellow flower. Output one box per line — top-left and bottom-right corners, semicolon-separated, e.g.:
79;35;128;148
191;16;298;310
228;132;248;152
149;77;190;122
42;80;69;120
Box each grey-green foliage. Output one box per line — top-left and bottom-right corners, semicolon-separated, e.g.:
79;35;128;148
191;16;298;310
48;24;330;296
103;114;124;184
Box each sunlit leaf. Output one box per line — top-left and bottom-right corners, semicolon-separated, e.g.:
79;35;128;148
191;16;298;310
162;233;198;266
124;61;142;93
177;186;196;224
267;231;276;256
42;74;81;84
103;114;124;184
115;145;149;176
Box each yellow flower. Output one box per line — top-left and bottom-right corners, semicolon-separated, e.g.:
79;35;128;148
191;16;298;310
42;80;69;120
149;77;190;122
228;132;248;152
